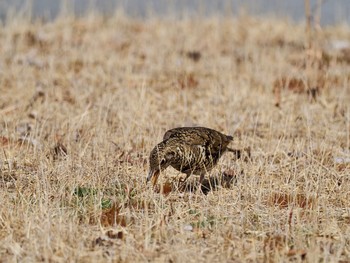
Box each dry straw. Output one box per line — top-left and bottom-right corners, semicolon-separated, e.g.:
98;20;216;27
0;3;350;262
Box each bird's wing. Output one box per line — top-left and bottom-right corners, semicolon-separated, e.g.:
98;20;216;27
164;127;229;152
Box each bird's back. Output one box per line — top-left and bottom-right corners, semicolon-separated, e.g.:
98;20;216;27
164;127;232;148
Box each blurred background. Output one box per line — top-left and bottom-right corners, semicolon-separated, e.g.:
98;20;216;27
0;0;349;25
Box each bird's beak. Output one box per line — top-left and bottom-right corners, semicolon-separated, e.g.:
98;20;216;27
146;169;160;186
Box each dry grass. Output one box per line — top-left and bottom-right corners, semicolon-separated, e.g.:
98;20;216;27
0;11;350;262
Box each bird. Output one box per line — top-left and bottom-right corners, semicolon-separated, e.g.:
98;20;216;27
147;126;237;186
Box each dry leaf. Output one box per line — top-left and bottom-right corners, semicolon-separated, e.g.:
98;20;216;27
178;72;199;89
100;203;127;227
161;182;173;196
267;192;315;209
0;136;10;146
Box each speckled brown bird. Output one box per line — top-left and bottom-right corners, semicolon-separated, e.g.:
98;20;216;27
147;127;236;186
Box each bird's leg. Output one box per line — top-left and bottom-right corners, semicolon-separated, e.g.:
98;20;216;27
199;173;205;185
178;173;191;191
197;173;208;193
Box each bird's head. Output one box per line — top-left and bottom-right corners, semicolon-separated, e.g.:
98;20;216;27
147;142;175;185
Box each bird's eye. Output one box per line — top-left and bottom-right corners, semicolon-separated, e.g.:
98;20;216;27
160;158;166;165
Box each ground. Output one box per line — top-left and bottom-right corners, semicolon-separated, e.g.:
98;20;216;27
0;11;350;262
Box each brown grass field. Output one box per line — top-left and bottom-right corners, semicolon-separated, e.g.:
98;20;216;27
0;10;350;262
